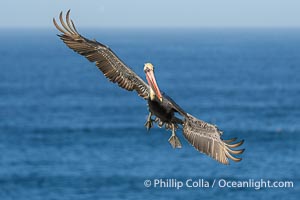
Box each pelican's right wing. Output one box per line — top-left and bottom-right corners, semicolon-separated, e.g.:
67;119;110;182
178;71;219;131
183;114;244;165
53;11;150;99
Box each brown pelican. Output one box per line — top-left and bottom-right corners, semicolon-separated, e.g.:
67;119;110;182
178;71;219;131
53;11;244;164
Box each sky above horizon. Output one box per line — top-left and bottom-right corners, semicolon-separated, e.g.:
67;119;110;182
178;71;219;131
1;0;300;28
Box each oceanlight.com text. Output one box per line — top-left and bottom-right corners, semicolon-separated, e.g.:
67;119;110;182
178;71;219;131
143;178;294;190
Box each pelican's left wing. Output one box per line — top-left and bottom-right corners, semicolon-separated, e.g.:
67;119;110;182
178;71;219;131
183;113;244;165
164;95;244;165
53;11;150;99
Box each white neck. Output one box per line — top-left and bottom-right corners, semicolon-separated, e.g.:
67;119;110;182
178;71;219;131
150;88;155;100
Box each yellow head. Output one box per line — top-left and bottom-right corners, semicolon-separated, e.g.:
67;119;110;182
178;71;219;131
143;63;162;102
144;63;154;72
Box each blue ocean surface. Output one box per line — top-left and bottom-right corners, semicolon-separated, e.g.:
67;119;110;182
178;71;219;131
0;28;299;199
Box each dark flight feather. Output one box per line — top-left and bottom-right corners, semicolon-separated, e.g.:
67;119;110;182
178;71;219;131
53;10;150;99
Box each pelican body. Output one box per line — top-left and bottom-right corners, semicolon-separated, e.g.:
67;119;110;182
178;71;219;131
53;11;244;164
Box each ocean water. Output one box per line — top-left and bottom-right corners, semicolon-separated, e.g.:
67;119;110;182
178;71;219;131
0;28;299;199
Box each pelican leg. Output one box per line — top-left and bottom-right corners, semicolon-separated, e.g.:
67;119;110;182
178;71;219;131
168;124;182;148
144;112;154;131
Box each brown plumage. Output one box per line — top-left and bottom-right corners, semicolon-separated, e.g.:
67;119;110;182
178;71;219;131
183;114;244;164
53;10;150;99
53;11;244;165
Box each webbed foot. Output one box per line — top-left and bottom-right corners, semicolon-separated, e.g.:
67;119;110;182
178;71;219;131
168;124;182;148
168;135;182;148
144;112;153;131
144;120;153;131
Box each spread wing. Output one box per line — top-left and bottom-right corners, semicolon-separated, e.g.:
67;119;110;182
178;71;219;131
183;114;244;165
53;10;150;99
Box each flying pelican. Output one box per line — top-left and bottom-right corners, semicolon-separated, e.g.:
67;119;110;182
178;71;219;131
53;11;244;164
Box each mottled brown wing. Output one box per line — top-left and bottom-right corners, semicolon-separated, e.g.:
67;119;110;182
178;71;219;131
53;11;149;99
183;114;244;165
